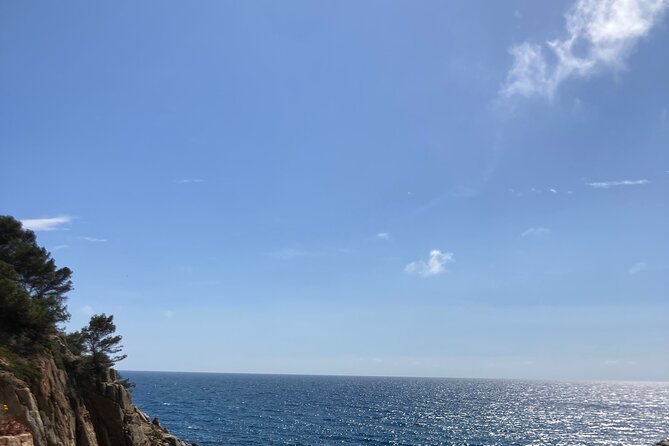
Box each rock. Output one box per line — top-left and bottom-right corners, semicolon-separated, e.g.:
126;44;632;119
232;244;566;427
0;433;34;446
136;411;150;424
0;346;194;446
0;372;47;446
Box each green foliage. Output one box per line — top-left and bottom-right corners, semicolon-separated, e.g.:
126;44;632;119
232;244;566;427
0;216;72;345
81;314;127;377
0;347;42;383
0;262;31;335
116;371;136;391
0;215;132;389
65;330;86;356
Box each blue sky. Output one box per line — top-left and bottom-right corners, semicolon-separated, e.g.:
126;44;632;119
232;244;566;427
1;0;668;381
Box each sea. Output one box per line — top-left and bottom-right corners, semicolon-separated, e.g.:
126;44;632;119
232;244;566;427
121;371;669;446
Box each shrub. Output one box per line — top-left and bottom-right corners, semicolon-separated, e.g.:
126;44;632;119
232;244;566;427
0;347;42;384
0;404;31;436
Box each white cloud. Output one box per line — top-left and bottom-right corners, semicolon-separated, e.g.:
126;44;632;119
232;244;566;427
163;310;175;319
502;0;669;98
80;237;108;243
586;179;649;188
521;227;551;237
405;249;454;277
503;43;552;97
376;232;390;240
21;216;74;231
628;261;647;275
176;178;204;184
549;188;558;194
52;245;69;251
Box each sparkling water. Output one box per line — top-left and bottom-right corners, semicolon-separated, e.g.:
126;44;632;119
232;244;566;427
123;372;669;445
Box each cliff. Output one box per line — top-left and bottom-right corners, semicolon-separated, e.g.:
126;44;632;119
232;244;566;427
0;340;191;446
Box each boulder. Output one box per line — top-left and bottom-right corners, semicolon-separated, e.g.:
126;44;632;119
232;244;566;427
0;433;34;446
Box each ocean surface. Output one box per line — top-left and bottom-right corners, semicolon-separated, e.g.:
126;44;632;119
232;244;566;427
122;371;669;446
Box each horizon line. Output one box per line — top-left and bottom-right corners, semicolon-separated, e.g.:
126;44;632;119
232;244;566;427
117;369;669;384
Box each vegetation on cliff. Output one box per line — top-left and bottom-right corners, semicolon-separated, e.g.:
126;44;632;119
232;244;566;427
0;214;188;445
0;215;126;385
0;403;30;436
0;216;72;350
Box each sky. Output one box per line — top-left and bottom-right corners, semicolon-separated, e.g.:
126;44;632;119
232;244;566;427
1;0;668;381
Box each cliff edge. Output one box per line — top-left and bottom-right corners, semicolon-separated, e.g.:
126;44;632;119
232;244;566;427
0;216;193;446
0;342;191;446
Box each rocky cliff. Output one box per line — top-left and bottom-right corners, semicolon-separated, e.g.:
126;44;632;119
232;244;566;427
0;342;191;446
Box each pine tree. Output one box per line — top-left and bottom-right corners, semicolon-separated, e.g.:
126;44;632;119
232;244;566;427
80;314;127;377
0;216;72;344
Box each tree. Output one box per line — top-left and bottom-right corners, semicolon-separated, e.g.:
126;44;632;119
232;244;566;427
0;261;31;337
80;314;127;376
0;216;72;336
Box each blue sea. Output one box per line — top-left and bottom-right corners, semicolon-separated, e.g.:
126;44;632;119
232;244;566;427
122;372;669;446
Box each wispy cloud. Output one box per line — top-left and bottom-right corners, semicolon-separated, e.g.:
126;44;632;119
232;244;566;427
21;216;74;231
163;310;175;319
586;179;649;188
628;261;647;275
405;249;454;278
269;248;308;260
52;245;70;251
502;0;669;98
507;187;565;197
80;237;108;243
521;227;551;238
376;232;390;240
176;178;204;184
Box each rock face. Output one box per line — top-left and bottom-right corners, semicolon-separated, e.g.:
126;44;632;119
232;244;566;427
0;434;34;446
0;351;191;446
